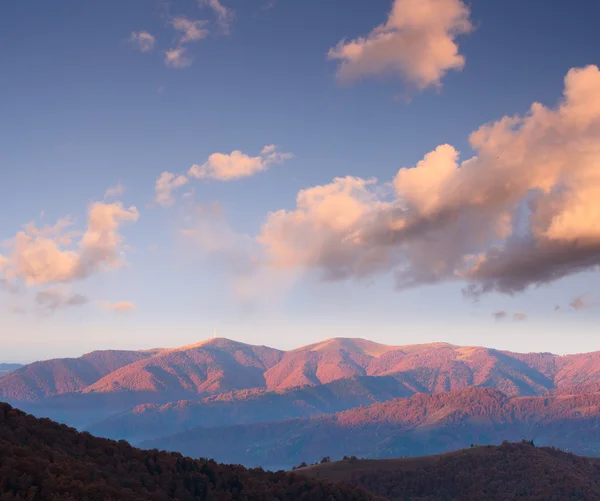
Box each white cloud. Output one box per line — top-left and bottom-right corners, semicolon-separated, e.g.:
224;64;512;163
328;0;473;90
130;31;156;53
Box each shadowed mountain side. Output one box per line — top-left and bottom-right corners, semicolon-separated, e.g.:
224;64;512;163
86;375;414;443
297;442;600;501
141;387;600;470
0;402;375;501
0;350;161;401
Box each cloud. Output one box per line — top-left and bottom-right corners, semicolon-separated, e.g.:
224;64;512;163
105;183;125;200
8;303;26;315
188;145;292;181
569;294;594;311
35;287;88;314
170;16;209;43
262;0;276;10
0;277;20;295
164;47;193;69
199;0;235;33
164;15;211;69
256;65;600;296
155;172;190;207
181;203;296;306
492;311;527;322
99;301;136;313
130;31;156;53
328;0;472;90
181;203;260;275
0;202;139;286
154;145;291;207
492;311;507;321
513;312;527;322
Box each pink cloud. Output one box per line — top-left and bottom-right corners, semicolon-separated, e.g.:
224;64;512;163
154;172;190;207
199;0;235;34
164;47;193;69
129;31;156;53
99;300;136;313
105;182;125;199
256;65;600;295
0;202;139;286
188;145;292;181
170;16;209;43
328;0;472;90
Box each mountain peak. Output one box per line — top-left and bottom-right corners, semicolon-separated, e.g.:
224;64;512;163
301;337;397;357
170;337;240;352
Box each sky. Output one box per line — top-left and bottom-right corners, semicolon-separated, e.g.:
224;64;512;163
1;0;600;362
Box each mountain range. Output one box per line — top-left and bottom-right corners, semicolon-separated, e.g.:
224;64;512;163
5;337;600;404
5;336;600;469
140;386;600;470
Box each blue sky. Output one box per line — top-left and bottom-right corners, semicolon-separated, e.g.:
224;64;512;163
1;0;600;362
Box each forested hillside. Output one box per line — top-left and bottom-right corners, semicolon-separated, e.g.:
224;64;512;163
0;402;373;501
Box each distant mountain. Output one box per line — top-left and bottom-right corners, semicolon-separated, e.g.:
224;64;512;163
141;387;600;470
87;375;413;443
83;338;283;395
0;363;22;377
0;349;161;401
8;336;600;434
298;442;600;501
0;402;373;501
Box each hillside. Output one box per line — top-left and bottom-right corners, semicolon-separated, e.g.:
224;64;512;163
0;402;373;501
0;350;161;401
0;364;22;377
87;375;413;443
297;442;600;501
141;387;600;470
3;400;600;501
83;338;283;395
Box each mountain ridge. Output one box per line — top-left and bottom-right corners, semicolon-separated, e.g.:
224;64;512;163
7;336;600;434
140;386;600;470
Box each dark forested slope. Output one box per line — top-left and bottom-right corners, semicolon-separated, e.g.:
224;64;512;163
298;442;600;501
0;402;374;501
